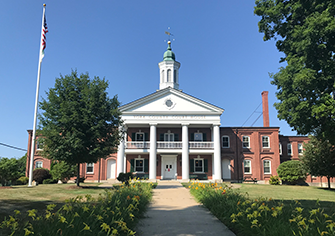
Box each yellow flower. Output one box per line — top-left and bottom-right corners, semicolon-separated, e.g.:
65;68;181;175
82;222;91;231
47;204;56;211
100;223;110;232
112;229;118;235
14;210;21;215
295;207;303;213
308;219;315;224
251;219;258;225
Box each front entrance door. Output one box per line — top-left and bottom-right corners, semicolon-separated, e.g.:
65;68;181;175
222;159;231;179
161;155;177;179
107;159;116;179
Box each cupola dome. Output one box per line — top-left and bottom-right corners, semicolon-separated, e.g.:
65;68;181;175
163;41;175;61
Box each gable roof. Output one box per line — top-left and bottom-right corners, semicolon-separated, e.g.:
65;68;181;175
120;87;224;115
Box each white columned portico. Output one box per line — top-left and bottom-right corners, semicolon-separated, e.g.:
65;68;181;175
213;124;221;181
149;123;157;180
182;123;189;180
117;126;127;177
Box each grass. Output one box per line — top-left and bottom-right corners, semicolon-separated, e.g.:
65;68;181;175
236;183;335;215
185;182;335;236
0;181;154;235
0;183;107;222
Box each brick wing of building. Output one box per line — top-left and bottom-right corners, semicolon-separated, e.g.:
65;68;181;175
27;41;331;185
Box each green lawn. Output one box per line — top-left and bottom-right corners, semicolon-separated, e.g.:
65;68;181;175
0;183;108;222
234;183;335;215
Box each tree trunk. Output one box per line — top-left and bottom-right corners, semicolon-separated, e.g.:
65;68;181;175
76;163;80;187
327;176;331;189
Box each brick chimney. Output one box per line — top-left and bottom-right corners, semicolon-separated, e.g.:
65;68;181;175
261;91;269;127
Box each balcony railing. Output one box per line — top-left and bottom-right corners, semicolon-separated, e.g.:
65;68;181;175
157;141;182;149
126;141;150;149
189;141;214;149
125;141;214;149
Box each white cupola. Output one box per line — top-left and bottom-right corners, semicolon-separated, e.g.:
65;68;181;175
158;41;181;90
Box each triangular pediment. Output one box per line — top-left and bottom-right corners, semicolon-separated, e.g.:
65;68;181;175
120;87;224;115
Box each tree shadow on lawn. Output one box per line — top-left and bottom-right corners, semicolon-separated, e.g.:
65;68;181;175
317;187;335;192
0;199;64;222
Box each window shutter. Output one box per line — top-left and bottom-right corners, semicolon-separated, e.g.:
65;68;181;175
204;159;208;172
174;134;179;141
190;159;194;172
145;133;149;141
190;133;194;141
130;159;134;172
144;159;149;172
203;133;207;141
160;134;164;141
131;133;135;141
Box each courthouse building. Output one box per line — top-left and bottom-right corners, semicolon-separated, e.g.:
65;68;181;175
26;41;320;183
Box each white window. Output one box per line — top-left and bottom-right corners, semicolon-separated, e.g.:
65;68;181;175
262;136;270;148
298;143;303;155
135;158;144;172
222;136;230;148
263;160;271;174
135;132;144;141
242;136;250;148
86;163;94;174
36;139;44;150
287;143;292;155
164;132;174;142
244;160;251;174
194;158;204;173
279;143;282;155
194;133;203;141
167;69;171;82
35;161;43;169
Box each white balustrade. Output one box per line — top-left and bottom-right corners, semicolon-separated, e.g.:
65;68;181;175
189;142;214;149
126;141;150;149
157;141;182;149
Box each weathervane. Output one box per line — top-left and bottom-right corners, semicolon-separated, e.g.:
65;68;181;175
164;27;175;43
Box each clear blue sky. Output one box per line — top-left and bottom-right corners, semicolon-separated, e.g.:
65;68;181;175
0;1;298;158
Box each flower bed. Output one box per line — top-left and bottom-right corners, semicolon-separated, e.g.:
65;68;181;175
187;181;335;236
0;180;155;236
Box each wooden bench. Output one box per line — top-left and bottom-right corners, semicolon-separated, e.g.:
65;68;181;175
189;174;208;180
243;177;257;184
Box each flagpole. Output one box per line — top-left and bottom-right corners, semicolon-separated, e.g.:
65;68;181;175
28;4;46;187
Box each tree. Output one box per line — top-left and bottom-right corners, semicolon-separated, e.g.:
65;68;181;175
301;135;335;189
50;161;77;183
277;160;307;185
254;1;335;143
0;155;26;186
39;70;122;186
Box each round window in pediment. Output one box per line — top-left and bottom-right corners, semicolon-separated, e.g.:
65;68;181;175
165;99;173;108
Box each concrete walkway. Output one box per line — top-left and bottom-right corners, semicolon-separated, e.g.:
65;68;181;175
136;181;236;236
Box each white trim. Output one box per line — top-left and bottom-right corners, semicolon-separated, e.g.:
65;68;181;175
135;132;145;141
35;161;43;169
262;136;270;148
287;143;292;156
243;159;251;174
263;160;271;174
298;143;303;155
134;156;145;173
86;163;94;174
222;135;230;148
242;136;250;148
279;143;282;155
161;155;177;179
194;156;204;173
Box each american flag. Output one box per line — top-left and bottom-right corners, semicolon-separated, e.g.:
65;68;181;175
40;13;48;61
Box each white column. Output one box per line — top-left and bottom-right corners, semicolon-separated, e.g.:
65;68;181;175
149;123;157;180
182;123;189;180
213;124;221;181
117;126;126;177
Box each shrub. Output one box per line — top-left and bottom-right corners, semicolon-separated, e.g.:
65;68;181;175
117;172;134;186
42;178;58;184
16;176;29;185
277;160;307;185
50;161;76;183
33;168;51;184
269;175;280;185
